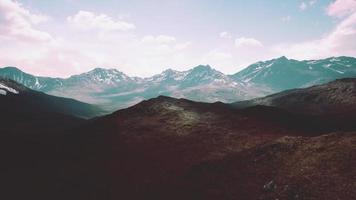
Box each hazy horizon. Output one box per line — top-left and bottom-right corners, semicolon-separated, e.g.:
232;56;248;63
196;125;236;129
2;55;356;78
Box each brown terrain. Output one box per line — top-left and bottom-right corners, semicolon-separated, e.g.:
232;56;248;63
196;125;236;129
0;78;355;200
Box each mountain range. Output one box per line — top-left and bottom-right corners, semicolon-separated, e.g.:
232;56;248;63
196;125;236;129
1;56;355;110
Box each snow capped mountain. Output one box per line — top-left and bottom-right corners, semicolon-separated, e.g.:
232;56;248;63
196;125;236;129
146;65;234;87
0;65;260;110
180;65;230;87
138;65;269;103
1;56;355;110
68;68;138;85
232;56;356;92
146;68;188;83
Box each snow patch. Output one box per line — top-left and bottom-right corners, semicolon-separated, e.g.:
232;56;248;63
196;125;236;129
264;63;274;68
0;89;7;95
34;77;41;88
0;83;19;94
329;68;345;74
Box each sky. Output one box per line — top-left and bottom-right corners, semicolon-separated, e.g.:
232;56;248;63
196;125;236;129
0;0;355;77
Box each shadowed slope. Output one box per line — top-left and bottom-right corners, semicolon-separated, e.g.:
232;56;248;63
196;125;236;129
0;78;107;123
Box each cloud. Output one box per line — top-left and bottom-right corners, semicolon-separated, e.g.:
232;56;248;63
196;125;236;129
299;2;307;11
0;2;192;78
274;0;356;59
235;37;263;48
299;1;317;11
67;10;136;31
0;0;51;42
219;31;233;39
0;0;195;77
326;0;356;18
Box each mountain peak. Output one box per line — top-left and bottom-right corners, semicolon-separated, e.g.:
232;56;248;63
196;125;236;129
67;67;133;85
276;56;288;61
88;67;122;74
84;67;127;77
192;65;213;71
188;64;221;76
162;68;178;75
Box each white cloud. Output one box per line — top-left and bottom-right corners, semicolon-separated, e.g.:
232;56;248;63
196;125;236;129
67;10;136;31
219;31;233;39
235;37;263;48
274;0;356;59
299;1;317;11
326;0;356;18
0;2;193;78
0;0;51;42
299;2;307;11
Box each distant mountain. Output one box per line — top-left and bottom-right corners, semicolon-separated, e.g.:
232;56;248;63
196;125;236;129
141;65;269;104
1;56;355;110
231;56;356;92
0;78;106;120
0;65;269;110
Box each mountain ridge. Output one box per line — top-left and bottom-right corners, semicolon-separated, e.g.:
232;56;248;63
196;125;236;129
1;56;355;110
231;56;356;91
233;77;356;115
